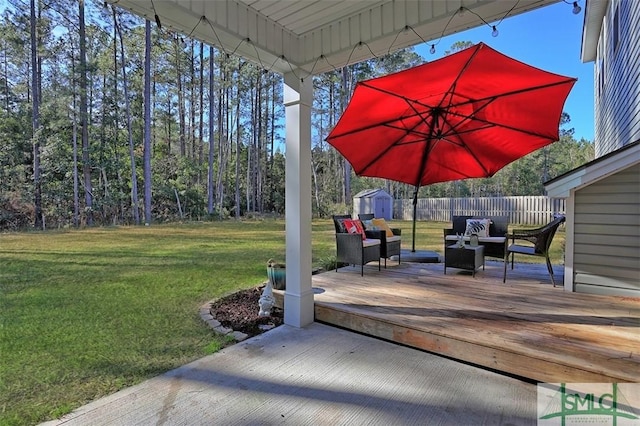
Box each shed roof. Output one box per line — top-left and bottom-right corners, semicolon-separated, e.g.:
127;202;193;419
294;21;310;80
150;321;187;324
354;189;391;198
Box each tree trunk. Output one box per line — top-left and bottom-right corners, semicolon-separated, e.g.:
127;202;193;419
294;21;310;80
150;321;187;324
269;81;276;206
97;57;112;221
143;19;152;225
79;0;93;225
152;57;156;152
114;9;140;224
189;40;196;160
207;46;215;215
71;44;79;228
312;161;320;216
166;97;172;155
175;36;186;157
247;75;255;213
30;0;43;229
234;75;241;219
198;42;204;187
2;39;8;112
255;72;263;213
215;62;226;210
111;11;124;223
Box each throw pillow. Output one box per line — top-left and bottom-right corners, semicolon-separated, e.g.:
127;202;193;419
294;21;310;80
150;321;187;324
343;219;366;240
354;220;367;239
371;218;394;238
361;219;379;231
464;218;490;238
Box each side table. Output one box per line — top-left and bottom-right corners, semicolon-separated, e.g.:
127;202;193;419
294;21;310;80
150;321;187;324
444;244;485;277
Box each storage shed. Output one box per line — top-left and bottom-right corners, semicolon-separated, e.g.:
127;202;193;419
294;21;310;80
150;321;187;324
353;189;393;220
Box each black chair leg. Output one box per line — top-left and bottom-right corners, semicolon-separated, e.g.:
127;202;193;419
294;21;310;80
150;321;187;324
503;254;508;283
545;256;557;287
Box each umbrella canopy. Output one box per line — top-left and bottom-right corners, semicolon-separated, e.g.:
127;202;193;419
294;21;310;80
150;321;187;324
326;42;576;250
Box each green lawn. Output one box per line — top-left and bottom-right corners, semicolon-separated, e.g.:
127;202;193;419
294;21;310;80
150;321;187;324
0;219;563;425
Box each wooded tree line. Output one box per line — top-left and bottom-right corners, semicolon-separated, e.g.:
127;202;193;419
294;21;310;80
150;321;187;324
0;1;594;230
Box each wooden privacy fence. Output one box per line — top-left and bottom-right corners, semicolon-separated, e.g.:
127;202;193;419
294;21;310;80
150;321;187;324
393;196;565;225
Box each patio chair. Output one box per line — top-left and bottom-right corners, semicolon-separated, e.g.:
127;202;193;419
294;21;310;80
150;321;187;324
358;213;402;267
332;215;381;276
503;215;566;287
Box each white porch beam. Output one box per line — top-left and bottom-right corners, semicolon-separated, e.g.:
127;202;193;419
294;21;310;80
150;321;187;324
283;72;314;327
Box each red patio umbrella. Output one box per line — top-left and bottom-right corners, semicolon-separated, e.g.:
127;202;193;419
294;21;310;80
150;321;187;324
326;42;576;251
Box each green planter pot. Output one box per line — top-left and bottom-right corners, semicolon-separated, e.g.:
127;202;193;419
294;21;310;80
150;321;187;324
267;264;286;290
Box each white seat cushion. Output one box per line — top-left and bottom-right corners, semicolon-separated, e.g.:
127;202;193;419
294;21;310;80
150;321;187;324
478;236;506;243
387;235;401;243
363;238;381;247
445;235;505;243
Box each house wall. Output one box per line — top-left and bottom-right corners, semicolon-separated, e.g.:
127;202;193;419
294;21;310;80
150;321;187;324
572;163;640;296
593;0;640;157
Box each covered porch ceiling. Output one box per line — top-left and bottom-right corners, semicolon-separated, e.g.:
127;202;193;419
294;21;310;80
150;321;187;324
107;0;560;76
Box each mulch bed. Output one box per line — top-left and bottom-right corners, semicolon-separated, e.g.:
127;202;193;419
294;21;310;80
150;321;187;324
209;286;283;337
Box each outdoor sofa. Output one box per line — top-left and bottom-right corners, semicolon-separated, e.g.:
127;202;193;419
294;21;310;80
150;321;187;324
443;216;509;260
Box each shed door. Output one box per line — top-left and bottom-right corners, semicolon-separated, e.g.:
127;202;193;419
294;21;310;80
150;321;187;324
374;197;387;219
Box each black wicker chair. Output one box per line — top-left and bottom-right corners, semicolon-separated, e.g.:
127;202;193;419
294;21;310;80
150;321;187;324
332;215;381;276
358;213;401;267
503;215;566;287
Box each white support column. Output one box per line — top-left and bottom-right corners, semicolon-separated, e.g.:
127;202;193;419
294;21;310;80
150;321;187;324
283;72;314;327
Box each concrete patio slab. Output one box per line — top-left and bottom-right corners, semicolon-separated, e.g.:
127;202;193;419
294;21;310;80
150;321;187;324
42;323;537;425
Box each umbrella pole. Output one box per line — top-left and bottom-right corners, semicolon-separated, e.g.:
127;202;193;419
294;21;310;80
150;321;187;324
412;188;419;252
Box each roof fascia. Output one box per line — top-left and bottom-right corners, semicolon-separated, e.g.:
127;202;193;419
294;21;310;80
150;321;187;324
545;141;640;198
580;0;608;62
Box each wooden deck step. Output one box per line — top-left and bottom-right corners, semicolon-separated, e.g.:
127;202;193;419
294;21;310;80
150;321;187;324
303;260;640;383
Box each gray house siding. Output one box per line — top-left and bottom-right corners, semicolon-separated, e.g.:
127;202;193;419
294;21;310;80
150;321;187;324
572;164;640;296
593;0;640;157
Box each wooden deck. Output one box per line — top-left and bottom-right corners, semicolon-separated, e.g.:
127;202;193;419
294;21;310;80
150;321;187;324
301;259;639;383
